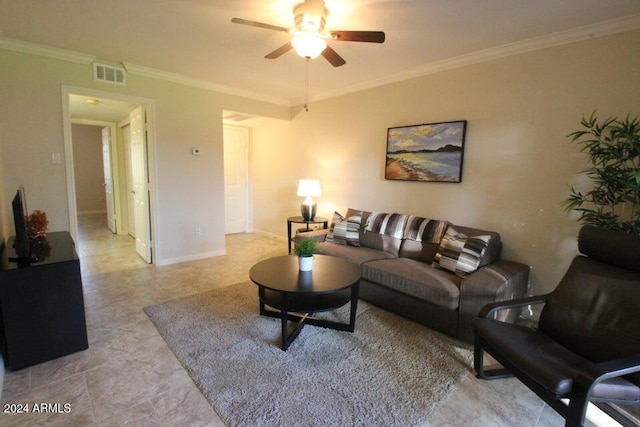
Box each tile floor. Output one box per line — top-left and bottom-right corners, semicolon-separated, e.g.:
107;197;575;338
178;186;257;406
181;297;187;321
0;214;626;426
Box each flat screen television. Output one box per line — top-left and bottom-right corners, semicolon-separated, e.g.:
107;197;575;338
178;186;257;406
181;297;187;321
11;186;31;261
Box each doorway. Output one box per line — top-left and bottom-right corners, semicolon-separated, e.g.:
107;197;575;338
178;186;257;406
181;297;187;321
62;87;155;264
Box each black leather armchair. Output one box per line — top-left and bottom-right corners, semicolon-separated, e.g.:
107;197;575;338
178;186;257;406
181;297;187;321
472;226;640;426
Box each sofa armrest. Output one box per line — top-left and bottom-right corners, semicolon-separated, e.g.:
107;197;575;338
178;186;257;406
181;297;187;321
457;259;530;342
294;229;330;244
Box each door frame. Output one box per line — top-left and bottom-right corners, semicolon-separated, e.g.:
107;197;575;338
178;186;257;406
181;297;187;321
61;86;157;262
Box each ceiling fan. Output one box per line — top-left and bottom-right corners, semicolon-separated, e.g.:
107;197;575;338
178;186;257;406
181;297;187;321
231;0;385;67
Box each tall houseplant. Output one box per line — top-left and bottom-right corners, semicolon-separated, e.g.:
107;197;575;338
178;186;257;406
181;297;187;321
563;112;640;234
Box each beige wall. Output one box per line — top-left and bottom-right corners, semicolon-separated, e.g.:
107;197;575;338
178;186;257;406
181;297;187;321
0;48;289;264
1;29;638;283
71;124;106;214
251;29;640;294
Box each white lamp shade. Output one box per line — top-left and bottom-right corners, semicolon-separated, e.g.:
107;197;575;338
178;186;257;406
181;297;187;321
297;179;321;197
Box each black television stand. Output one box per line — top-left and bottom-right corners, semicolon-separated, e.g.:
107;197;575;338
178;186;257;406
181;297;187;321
0;231;88;371
7;255;38;266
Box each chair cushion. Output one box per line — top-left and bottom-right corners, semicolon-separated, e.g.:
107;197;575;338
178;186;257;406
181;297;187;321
474;318;585;395
473;318;640;400
539;256;640;364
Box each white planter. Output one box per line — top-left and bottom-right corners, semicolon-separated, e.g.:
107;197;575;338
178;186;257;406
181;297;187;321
298;256;314;271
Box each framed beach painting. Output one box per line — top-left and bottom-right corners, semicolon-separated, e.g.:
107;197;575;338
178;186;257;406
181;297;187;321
385;120;467;183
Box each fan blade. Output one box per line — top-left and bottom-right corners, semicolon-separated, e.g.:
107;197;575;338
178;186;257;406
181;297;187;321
330;30;385;43
321;46;346;67
265;43;293;59
231;17;289;33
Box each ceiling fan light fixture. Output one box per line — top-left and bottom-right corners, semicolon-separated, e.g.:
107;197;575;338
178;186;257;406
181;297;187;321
292;32;327;59
232;0;385;67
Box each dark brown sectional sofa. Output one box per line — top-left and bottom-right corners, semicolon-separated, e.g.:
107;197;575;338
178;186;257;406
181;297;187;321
298;208;530;343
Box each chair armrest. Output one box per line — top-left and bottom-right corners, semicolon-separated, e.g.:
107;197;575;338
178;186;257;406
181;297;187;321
478;293;551;318
575;354;640;400
578;354;640;385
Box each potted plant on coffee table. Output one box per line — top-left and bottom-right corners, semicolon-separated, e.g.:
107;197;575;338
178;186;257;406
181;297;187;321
294;237;318;271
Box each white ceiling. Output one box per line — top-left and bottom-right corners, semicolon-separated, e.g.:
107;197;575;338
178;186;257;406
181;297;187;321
2;0;640;107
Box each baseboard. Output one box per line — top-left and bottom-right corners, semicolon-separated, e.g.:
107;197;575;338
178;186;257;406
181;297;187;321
155;249;227;266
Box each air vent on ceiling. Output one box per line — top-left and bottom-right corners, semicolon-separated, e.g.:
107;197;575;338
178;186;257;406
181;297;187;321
224;112;254;122
93;63;126;85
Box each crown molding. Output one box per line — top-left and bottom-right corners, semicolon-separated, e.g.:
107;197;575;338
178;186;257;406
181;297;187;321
0;37;95;64
3;13;640;108
0;36;290;107
121;63;290;106
307;13;640;104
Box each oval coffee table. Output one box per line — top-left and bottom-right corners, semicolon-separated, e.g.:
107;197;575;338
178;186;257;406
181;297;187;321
249;255;361;351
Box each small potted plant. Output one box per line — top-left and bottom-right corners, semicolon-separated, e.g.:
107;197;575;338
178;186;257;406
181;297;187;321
294;237;318;271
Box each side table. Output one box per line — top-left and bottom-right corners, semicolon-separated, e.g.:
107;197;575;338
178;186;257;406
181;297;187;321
287;216;329;254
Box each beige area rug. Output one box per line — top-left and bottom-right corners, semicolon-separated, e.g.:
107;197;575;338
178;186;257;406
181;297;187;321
144;281;473;426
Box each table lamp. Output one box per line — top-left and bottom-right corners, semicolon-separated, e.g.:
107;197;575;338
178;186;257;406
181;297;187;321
297;179;321;220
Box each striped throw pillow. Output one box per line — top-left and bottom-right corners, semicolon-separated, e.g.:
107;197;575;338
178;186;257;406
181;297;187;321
365;212;408;239
403;215;449;243
433;226;491;277
326;211;362;246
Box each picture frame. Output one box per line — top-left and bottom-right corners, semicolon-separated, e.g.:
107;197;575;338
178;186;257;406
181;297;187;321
385;120;467;183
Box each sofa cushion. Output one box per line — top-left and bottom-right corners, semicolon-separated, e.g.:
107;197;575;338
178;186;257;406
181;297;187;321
362;258;462;310
317;241;394;265
325;211;362;246
433;225;492;277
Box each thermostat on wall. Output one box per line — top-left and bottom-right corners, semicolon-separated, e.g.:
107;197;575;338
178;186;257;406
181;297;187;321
191;147;201;155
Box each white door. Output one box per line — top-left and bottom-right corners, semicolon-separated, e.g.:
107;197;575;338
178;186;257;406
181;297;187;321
130;106;152;263
223;125;249;234
102;127;116;233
